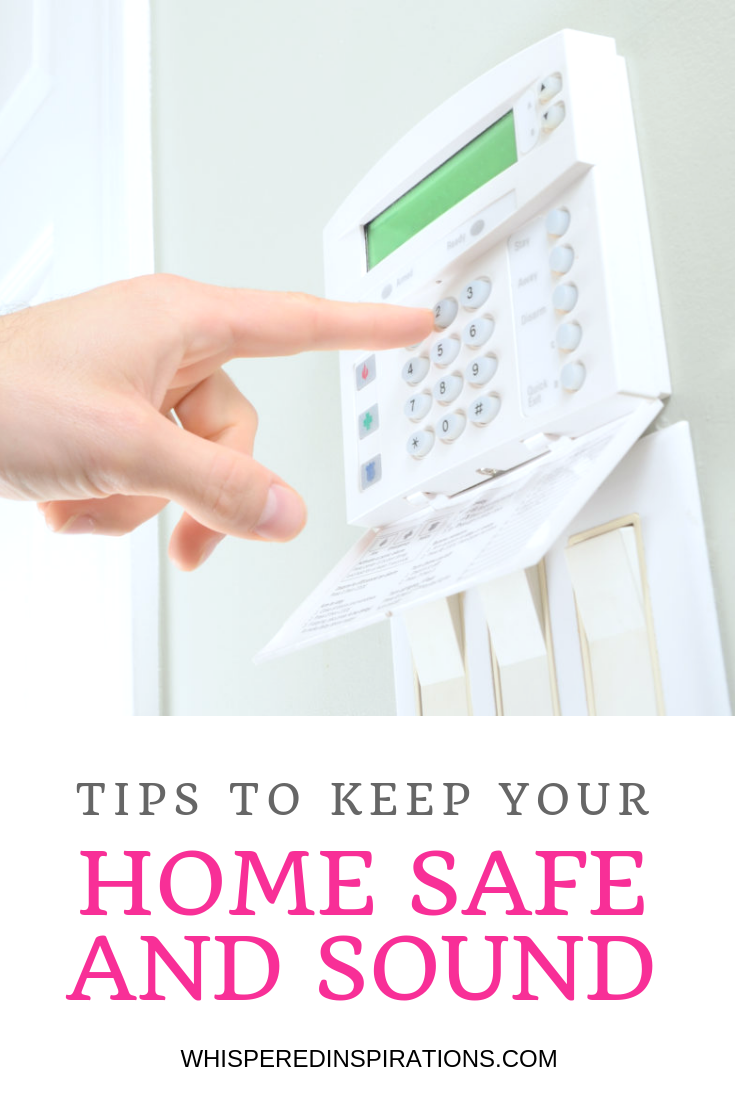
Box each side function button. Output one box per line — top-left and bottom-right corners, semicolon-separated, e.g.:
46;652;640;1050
358;404;379;439
557;322;582;351
459;278;491;309
545;208;570;236
561;362;586;392
469;394;501;425
542;102;566;131
402;356;429;385
433;297;458;329
538;73;562;103
433;374;463;405
404;391;432;422
550;245;574;274
431;336;460;366
360;455;382;490
553;283;578;312
407;430;434;458
465;355;498;386
355;354;376;391
436;411;466;442
463;316;495;348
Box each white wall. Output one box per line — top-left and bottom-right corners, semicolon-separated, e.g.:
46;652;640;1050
151;0;735;715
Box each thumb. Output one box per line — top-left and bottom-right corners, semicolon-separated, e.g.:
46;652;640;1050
138;413;306;541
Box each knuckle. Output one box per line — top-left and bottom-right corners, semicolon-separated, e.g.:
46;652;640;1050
204;450;261;531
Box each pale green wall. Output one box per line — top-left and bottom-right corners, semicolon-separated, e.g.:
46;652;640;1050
151;0;734;715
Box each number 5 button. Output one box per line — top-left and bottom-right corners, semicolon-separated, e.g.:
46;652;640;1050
430;336;460;365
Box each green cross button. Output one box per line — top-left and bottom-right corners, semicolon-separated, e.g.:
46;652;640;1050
358;404;379;438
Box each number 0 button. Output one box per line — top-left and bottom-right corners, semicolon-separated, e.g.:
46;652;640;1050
436;411;466;442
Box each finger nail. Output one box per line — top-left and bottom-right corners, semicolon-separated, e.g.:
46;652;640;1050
196;532;225;568
52;514;96;535
254;485;306;540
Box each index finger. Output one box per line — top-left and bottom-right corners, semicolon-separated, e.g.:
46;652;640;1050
159;278;435;362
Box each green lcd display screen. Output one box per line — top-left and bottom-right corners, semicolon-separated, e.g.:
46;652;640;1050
365;111;517;270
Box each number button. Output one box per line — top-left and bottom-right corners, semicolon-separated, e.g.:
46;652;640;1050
469;394;501;425
407;429;435;458
462;316;494;348
432;373;463;405
459;278;491;309
436;411;466;442
401;356;430;385
433;298;458;329
430;337;460;366
465;355;498;386
404;391;432;422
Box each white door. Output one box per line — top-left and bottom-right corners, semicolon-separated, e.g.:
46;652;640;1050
0;0;157;716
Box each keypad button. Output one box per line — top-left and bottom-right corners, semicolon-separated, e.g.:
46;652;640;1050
433;373;463;405
431;336;460;366
545;208;570;236
561;362;586;391
360;455;382;489
433;297;458;329
557;322;582;351
459;278;491;310
404;391;432;421
465;355;498;386
436;411;466;442
463;315;494;348
550;245;574;274
542;102;565;131
407;430;434;458
553;283;578;312
538;74;562;103
355;355;376;390
358;403;379;438
402;356;430;385
469;394;501;425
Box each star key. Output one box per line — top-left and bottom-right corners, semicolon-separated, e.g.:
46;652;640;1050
406;429;434;458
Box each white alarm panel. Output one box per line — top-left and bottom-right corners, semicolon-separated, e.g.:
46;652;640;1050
324;30;670;529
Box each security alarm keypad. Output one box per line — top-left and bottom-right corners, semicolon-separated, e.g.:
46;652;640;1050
325;32;669;528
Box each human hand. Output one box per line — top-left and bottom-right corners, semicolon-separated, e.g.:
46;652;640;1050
0;275;433;569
